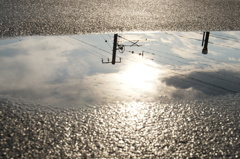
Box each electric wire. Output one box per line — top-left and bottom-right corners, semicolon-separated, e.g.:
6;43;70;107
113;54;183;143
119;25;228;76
119;48;237;94
152;58;238;93
142;48;240;86
107;34;112;42
120;35;240;93
68;35;124;64
210;34;240;42
205;33;240;43
121;53;236;94
166;32;240;51
165;32;203;42
65;37;104;59
140;33;240;81
64;37;102;58
120;33;216;65
118;35;142;47
100;34;112;51
69;36;112;56
64;34;239;94
64;36;109;59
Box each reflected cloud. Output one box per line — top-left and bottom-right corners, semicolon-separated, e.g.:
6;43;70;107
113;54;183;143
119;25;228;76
0;32;240;106
162;69;240;99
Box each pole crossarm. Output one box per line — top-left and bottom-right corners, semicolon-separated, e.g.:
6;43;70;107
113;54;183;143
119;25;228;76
118;35;142;47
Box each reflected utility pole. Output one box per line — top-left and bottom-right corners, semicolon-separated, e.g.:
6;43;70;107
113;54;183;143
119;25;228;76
112;34;118;64
202;32;210;54
102;34;143;64
102;34;121;65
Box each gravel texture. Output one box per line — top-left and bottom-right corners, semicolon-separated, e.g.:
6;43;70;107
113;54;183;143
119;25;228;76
1;0;240;37
1;95;240;158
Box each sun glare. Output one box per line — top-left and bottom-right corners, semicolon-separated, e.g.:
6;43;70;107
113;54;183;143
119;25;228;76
119;61;161;91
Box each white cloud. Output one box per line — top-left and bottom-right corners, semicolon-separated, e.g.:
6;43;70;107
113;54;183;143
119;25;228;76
1;32;240;106
228;57;240;62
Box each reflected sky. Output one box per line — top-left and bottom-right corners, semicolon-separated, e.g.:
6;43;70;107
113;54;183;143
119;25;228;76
0;31;240;107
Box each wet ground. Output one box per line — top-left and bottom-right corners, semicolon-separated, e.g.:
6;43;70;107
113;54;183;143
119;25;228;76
1;0;240;157
1;31;240;158
1;0;240;37
1;95;240;158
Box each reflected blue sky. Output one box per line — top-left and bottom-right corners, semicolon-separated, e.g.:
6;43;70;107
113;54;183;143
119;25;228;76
0;32;240;107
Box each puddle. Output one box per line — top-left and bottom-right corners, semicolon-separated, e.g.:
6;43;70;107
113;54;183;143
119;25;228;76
0;31;240;106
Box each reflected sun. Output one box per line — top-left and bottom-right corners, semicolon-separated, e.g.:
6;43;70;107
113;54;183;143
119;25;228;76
119;61;162;92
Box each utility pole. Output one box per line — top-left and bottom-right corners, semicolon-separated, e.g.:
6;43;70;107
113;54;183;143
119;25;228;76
202;32;210;54
112;34;118;64
102;33;121;65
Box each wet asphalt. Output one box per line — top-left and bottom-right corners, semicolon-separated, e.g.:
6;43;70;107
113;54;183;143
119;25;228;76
1;0;240;37
1;1;240;158
1;95;240;158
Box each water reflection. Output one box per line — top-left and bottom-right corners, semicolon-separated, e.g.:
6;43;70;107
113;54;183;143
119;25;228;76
0;31;240;106
1;32;240;158
202;32;210;54
119;61;162;92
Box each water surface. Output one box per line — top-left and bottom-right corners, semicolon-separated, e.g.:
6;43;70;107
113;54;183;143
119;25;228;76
0;31;240;158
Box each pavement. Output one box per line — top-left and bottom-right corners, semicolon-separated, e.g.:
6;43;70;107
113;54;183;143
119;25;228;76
1;1;240;158
1;0;240;37
1;95;240;158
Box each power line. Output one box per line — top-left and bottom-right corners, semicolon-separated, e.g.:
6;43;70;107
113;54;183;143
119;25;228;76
145;47;240;80
100;34;112;51
116;32;239;68
141;46;212;68
140;33;240;68
165;32;203;42
107;34;112;42
114;38;239;93
116;32;240;86
64;36;109;59
208;33;240;43
69;34;239;93
210;41;240;51
63;37;107;59
81;46;103;59
166;32;240;51
142;49;240;86
152;58;238;93
69;36;114;57
121;54;237;94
